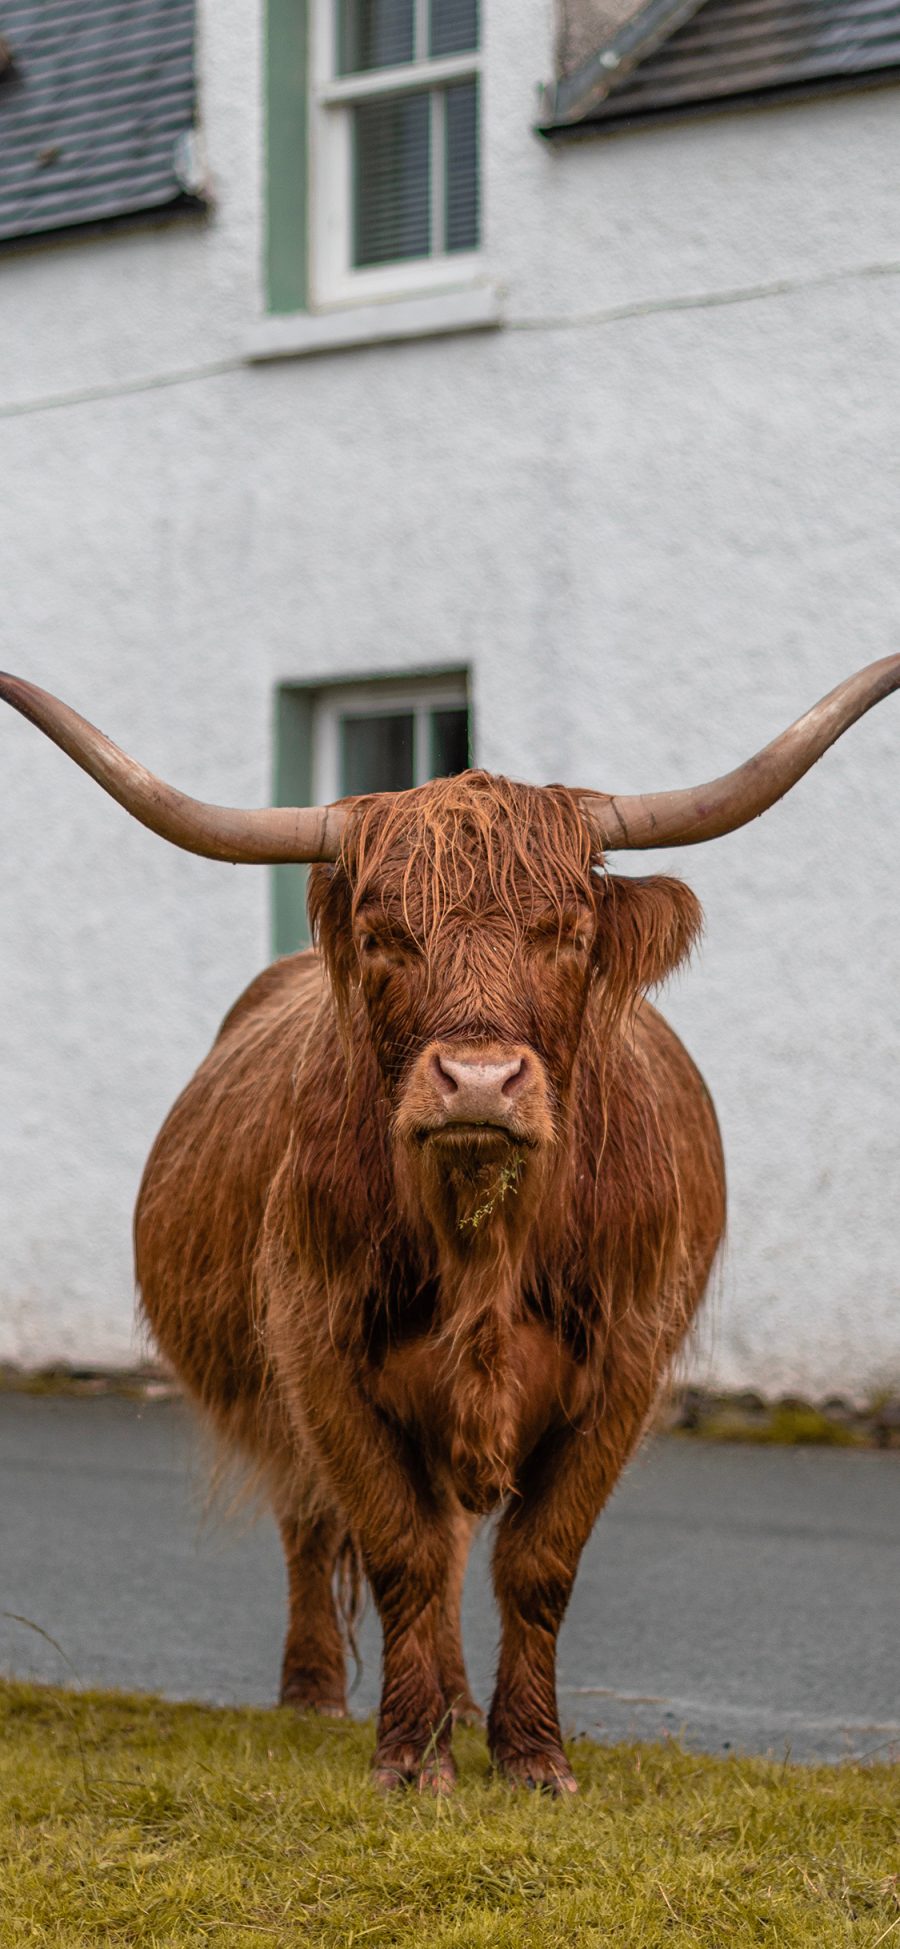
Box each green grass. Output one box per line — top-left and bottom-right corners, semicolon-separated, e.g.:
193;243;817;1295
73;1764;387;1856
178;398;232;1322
682;1404;861;1447
0;1683;897;1946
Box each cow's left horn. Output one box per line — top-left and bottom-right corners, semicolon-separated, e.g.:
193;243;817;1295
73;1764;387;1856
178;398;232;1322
0;675;346;862
579;654;900;851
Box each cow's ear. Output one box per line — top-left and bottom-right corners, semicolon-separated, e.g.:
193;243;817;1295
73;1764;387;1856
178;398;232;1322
594;873;703;1001
308;863;356;996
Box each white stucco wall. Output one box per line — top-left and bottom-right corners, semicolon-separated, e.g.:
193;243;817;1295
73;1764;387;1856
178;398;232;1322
1;0;899;1395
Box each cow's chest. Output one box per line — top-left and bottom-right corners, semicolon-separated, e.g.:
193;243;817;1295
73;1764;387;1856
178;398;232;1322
369;1316;587;1514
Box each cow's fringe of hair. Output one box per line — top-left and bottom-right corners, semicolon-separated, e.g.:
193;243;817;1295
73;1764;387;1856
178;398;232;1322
344;772;596;960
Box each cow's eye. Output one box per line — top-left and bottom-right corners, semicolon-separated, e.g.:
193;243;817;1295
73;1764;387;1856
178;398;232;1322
356;929;407;963
534;923;592;957
554;934;592;960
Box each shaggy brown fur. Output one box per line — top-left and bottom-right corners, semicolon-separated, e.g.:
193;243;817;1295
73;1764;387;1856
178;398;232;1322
135;773;725;1793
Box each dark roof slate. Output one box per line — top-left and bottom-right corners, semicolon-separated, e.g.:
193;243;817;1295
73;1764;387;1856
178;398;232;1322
0;0;199;244
542;0;900;129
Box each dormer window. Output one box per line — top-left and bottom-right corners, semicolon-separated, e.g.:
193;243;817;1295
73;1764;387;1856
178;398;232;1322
310;0;481;304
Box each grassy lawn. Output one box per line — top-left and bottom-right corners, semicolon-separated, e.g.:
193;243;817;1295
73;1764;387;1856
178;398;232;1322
0;1681;897;1947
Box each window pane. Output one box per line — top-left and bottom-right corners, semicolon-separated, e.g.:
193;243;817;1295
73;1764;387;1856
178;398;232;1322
338;0;414;73
430;708;470;778
341;713;415;795
445;78;478;253
353;93;430;266
430;0;479;56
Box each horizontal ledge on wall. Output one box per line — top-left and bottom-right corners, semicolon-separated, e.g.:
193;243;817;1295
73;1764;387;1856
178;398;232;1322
244;282;504;362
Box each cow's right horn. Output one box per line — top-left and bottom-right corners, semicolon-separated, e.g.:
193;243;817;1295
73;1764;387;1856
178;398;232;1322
0;675;346;863
579;653;900;851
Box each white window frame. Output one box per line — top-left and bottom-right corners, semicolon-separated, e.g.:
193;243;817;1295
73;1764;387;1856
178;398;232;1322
311;673;470;803
310;0;482;312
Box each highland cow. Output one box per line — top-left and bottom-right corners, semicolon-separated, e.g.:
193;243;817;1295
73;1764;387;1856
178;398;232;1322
1;655;898;1793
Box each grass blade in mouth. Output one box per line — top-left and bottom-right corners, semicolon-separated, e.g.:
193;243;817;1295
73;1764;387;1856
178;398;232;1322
457;1150;525;1232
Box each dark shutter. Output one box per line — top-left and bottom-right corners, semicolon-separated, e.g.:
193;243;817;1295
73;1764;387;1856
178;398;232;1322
341;713;417;794
338;0;415;75
430;708;471;777
445;76;479;251
430;0;479;57
352;91;431;265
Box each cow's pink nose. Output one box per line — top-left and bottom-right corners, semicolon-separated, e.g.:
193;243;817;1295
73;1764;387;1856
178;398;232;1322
431;1052;529;1121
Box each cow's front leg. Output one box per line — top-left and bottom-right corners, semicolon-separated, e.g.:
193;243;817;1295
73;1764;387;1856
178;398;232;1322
281;1344;458;1791
436;1505;482;1726
489;1463;581;1794
367;1501;458;1792
489;1399;649;1794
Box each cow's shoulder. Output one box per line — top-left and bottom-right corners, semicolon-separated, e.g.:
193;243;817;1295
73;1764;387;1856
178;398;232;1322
215;949;325;1043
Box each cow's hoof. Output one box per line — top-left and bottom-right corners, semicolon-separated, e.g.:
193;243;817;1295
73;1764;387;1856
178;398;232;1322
494;1749;578;1795
372;1746;457;1795
280;1683;347;1718
418;1750;457;1796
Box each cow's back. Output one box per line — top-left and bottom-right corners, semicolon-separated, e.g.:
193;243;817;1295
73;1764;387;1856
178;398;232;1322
135;950;326;1461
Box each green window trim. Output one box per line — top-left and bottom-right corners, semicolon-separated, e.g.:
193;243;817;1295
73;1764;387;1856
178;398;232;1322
265;0;310;314
272;687;314;955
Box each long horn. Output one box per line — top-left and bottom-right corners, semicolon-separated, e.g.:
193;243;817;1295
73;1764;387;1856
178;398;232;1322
0;675;346;863
580;654;900;851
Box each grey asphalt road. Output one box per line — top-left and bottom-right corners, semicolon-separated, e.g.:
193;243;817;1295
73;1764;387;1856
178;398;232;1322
1;1393;897;1763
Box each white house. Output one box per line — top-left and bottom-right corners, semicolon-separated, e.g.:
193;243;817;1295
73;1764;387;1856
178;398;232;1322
1;0;899;1396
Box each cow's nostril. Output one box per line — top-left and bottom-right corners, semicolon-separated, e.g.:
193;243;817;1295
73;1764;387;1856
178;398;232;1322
432;1053;460;1096
501;1057;525;1097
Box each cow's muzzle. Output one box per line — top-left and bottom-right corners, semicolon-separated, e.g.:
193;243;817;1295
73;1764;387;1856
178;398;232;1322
398;1042;553;1147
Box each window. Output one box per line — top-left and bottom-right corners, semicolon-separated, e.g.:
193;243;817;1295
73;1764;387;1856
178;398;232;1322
273;673;471;953
311;0;481;306
314;675;470;798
